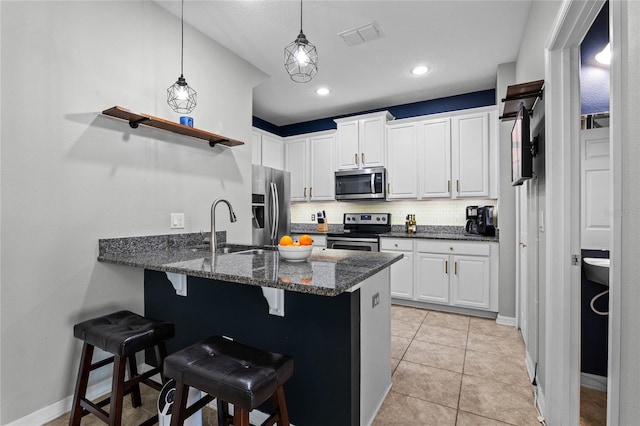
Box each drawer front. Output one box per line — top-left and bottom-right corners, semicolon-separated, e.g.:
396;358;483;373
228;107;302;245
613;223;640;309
416;240;491;256
380;238;414;251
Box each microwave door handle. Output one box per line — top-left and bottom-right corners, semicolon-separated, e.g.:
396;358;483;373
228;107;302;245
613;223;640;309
371;173;375;194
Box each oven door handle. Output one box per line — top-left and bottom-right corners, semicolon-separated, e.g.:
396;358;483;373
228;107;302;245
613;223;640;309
327;237;379;244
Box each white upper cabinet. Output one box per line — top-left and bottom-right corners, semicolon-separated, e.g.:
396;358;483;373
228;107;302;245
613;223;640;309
335;111;393;170
386;122;418;199
451;112;490;198
415;108;496;200
285;132;335;202
285;138;308;201
261;134;285;170
309;134;335;201
252;129;285;170
419;118;452;198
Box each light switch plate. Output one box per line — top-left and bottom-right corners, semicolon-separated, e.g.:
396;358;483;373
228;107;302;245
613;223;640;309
171;213;185;229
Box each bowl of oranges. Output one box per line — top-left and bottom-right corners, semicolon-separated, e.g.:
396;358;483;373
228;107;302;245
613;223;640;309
278;234;313;262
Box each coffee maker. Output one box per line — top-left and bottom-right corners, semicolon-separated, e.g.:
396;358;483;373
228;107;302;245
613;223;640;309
465;206;480;235
465;205;496;236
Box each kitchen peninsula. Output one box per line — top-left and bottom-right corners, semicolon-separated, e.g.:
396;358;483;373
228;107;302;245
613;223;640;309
97;233;402;425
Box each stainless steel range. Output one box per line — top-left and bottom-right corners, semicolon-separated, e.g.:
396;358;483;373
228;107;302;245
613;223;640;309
326;213;391;251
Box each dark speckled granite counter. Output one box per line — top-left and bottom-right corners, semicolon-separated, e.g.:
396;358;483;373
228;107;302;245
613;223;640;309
97;233;402;296
291;223;499;243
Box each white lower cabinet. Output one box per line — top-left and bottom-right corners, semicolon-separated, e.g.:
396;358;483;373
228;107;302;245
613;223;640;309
380;239;413;299
381;238;498;312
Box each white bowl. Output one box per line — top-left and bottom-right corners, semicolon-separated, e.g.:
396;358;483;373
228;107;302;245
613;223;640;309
278;244;313;262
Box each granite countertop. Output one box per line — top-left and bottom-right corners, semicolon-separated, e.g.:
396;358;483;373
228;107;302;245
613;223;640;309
97;233;402;297
291;224;499;242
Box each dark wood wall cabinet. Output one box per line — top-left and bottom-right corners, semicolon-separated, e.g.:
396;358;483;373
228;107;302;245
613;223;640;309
102;106;244;147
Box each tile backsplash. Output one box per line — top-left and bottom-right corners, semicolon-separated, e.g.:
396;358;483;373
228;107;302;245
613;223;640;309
291;199;497;227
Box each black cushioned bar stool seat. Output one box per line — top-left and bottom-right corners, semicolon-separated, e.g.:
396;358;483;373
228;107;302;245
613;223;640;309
70;310;175;426
164;336;294;426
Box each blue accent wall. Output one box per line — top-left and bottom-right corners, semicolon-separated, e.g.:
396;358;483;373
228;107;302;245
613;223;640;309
254;89;496;137
580;3;609;115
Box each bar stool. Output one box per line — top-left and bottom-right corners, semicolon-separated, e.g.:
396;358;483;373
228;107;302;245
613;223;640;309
69;310;175;426
164;336;294;426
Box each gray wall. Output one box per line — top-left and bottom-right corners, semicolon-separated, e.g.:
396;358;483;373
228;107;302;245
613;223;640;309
512;0;562;405
0;1;263;423
496;62;517;320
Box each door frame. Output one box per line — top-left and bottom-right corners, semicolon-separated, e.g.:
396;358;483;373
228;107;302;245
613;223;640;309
543;0;607;424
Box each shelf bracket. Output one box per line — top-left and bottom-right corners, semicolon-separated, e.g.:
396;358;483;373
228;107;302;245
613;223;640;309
129;117;151;129
260;287;285;317
166;272;187;296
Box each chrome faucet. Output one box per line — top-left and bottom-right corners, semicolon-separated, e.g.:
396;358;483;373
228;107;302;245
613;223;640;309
211;198;237;255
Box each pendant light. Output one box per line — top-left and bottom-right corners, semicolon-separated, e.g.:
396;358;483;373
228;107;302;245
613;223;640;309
284;0;318;83
167;0;197;114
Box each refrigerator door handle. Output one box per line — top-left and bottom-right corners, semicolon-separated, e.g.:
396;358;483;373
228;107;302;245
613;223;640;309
270;182;278;243
273;182;280;243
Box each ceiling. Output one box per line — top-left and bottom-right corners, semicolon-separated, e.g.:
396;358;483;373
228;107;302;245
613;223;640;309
156;1;533;126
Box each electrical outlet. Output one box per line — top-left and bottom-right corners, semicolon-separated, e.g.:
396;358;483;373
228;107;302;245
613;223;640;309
170;213;185;229
311;213;316;221
372;292;380;308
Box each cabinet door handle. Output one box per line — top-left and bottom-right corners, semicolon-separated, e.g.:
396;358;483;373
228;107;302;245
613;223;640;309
456;180;460;193
445;260;448;274
355;153;358;165
387;183;391;194
310;187;312;198
454;261;458;275
361;153;365;164
448;180;451;192
304;187;307;198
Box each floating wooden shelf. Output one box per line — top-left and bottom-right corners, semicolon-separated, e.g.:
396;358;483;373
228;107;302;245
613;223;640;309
500;80;544;121
102;106;244;147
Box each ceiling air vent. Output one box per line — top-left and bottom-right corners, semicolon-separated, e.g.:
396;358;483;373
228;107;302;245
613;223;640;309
338;22;384;47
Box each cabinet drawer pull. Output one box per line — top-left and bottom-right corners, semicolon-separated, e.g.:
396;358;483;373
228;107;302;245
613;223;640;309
445;260;448;274
454;261;458;275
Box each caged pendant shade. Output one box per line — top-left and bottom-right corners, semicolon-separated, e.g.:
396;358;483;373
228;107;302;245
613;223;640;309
167;0;197;114
284;0;318;83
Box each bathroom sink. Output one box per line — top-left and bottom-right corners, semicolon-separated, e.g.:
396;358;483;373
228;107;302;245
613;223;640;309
583;258;610;286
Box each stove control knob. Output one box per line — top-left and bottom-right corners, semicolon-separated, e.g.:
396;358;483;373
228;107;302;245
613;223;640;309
376;217;381;221
381;217;386;222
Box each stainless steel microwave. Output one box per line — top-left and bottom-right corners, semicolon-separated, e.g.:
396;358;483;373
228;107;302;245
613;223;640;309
335;167;387;201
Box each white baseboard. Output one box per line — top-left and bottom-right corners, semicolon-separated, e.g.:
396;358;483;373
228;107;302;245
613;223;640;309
536;383;546;422
496;314;517;327
581;372;607;392
6;377;111;426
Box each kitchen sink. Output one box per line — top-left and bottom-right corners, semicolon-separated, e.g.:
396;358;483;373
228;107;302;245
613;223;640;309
583;257;610;286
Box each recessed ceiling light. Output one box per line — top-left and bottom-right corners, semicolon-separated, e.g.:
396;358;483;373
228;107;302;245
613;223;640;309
316;87;330;96
411;65;429;76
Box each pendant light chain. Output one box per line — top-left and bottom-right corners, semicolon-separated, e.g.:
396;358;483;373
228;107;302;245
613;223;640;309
299;0;303;33
180;0;184;77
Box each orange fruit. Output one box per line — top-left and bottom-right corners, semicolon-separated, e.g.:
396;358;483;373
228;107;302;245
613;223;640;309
299;234;313;246
279;235;293;246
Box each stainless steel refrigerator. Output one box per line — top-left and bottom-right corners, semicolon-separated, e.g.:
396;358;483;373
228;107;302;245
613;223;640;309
252;165;291;246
